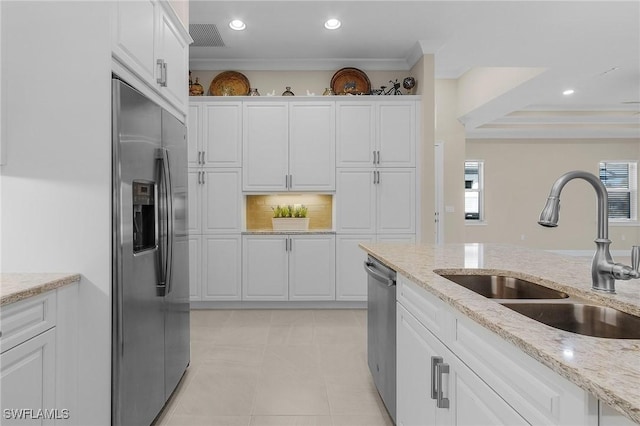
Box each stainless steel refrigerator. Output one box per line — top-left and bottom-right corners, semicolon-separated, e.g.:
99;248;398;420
111;77;190;426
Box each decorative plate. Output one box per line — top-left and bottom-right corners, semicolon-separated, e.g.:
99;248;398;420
330;67;371;95
209;71;250;96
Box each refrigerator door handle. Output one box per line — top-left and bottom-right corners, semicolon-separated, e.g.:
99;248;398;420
156;148;174;296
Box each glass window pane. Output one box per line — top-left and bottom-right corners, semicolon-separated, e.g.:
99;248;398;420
608;192;631;219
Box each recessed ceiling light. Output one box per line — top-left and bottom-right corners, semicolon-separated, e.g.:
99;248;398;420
324;18;341;30
229;19;246;31
562;89;575;96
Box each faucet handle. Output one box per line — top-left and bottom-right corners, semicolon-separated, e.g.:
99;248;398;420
632;246;640;273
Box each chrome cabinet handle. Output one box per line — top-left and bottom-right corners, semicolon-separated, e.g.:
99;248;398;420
376;150;381;164
435;361;450;408
430;356;442;400
289;174;293;189
156;59;167;87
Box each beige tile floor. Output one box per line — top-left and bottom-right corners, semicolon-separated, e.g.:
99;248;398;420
154;309;394;426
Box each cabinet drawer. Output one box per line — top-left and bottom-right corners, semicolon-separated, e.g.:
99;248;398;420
451;313;588;425
397;275;447;337
1;292;57;353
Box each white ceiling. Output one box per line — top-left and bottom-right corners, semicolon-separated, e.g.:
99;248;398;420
189;1;640;138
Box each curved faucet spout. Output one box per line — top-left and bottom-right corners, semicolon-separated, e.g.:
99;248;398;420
538;170;609;240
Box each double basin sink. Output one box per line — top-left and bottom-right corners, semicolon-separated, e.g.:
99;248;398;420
438;273;640;339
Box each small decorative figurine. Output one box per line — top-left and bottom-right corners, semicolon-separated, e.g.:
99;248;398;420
190;77;204;96
282;86;295;96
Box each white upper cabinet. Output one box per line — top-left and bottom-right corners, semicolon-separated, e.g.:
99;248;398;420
203;102;242;167
336;168;416;234
336;100;416;168
243;101;335;192
336;102;375;167
112;0;190;113
243;102;289;191
288;102;336;191
190;101;243;168
156;6;189;110
112;0;157;84
187;103;202;167
377;101;416;167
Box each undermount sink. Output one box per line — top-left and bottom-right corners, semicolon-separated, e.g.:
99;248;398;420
439;274;569;299
501;303;640;339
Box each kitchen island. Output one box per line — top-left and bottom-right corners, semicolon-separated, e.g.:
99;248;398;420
360;242;640;424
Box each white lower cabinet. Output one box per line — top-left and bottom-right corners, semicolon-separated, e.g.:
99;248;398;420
0;287;78;426
242;234;336;301
189;234;242;301
396;274;632;426
0;329;56;426
397;303;527;426
202;235;242;301
188;235;202;300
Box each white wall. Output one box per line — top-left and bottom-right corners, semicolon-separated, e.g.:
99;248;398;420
466;138;640;251
435;79;466;243
1;3;112;424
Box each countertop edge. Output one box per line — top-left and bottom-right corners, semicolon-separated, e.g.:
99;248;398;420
1;273;81;306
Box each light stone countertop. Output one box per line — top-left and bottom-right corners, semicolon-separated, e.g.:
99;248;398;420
243;230;336;235
360;242;640;424
0;273;81;306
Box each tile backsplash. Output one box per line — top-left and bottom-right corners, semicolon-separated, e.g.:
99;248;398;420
246;194;333;230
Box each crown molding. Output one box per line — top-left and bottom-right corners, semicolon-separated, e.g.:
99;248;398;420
189;57;413;71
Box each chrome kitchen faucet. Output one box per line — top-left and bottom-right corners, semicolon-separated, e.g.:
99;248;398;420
538;170;640;293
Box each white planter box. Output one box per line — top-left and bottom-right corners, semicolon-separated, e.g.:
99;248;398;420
272;218;310;231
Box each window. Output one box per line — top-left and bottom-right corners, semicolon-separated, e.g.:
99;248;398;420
465;161;484;221
599;161;637;221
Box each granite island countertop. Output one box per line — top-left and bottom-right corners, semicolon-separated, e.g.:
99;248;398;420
360;242;640;424
0;273;81;306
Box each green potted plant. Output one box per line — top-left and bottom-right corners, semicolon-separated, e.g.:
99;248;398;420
271;204;309;231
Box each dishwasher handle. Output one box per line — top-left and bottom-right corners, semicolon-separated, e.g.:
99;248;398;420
364;261;396;287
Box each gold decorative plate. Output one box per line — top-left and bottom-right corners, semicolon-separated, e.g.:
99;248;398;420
331;67;371;95
209;71;250;96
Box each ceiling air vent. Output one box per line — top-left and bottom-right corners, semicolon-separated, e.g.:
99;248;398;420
190;24;225;47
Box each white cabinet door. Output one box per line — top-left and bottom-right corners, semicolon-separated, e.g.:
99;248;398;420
289;102;335;191
397;304;440;426
377;101;416;167
377;169;416;234
335;235;375;301
288;235;336;301
202;235;242;301
202;168;242;233
156;7;189;110
0;328;56;426
243;103;289;191
242;235;288;300
187;170;202;234
448;354;528;426
187;104;202;167
203;102;242;167
188;235;201;301
336;169;376;234
397;304;527;426
336;102;375;167
111;0;157;85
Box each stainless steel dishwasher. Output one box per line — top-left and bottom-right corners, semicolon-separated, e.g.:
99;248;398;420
365;255;397;423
